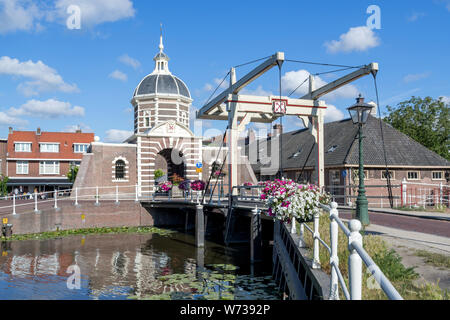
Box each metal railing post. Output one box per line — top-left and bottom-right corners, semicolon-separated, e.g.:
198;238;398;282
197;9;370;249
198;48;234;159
312;211;321;269
290;217;296;234
34;192;38;212
329;202;339;300
135;184;139;202
54;190;58;209
298;222;306;247
75;188;78;206
401;178;407;207
13;193;16;215
96;186;99;205
348;219;363;300
115;185;119;203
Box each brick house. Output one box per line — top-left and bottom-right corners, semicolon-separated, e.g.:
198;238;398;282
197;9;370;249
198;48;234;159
247;115;450;206
5;127;94;193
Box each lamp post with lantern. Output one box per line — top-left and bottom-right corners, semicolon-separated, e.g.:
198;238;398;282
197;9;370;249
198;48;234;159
347;94;374;226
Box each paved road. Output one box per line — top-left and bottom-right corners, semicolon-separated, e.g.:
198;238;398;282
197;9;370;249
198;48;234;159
340;209;450;238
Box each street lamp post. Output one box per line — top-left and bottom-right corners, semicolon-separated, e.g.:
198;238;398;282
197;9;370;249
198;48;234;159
347;94;374;226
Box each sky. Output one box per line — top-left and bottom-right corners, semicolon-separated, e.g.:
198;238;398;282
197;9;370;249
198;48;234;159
0;0;449;142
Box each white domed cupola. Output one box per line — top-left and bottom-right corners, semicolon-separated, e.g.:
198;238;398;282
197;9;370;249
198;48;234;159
131;28;192;134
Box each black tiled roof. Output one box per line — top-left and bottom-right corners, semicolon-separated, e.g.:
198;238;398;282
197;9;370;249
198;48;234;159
247;115;450;172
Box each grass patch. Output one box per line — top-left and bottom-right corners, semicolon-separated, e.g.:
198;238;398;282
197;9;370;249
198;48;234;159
415;250;450;269
394;205;447;213
1;226;174;242
300;213;449;300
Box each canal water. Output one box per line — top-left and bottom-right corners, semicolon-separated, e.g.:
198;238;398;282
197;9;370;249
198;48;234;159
0;230;281;300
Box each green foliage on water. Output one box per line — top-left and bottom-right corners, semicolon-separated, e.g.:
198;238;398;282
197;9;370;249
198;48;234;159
128;263;281;300
2;226;174;242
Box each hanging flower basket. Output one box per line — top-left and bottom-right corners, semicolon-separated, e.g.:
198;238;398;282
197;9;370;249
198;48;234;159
260;178;331;223
178;180;191;191
191;180;206;191
243;182;253;190
158;181;173;192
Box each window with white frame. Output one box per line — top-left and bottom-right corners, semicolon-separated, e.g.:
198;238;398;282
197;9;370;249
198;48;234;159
73;143;89;153
70;161;81;167
40;143;59;153
16;161;29;174
15;142;31;152
432;171;443;180
407;171;420;180
39;161;60;174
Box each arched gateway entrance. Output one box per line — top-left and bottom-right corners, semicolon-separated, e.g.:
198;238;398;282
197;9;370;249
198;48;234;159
156;148;186;181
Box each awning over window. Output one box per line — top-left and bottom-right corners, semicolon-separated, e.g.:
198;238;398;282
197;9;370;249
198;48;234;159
7;178;72;186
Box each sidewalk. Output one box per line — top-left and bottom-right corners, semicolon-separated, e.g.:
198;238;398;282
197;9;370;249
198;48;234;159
361;223;450;292
341;205;450;221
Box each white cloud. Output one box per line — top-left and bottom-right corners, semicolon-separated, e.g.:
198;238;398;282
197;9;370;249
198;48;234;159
324;104;345;123
63;123;92;132
8;98;85;118
203;77;229;92
440;96;450;105
0;0;43;34
0;0;136;33
324;26;380;54
53;0;135;28
0;56;78;96
240;85;273;96
0;111;27;126
408;12;426;22
282;69;358;100
104;129;133;143
119;54;140;70
109;70;127;82
403;72;430;83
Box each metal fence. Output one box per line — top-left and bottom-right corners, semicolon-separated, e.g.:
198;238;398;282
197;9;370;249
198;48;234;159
291;202;403;300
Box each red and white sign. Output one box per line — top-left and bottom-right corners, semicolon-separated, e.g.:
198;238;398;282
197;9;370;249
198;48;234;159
272;100;287;114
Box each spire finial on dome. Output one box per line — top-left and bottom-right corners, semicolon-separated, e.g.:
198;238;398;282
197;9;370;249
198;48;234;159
159;23;164;53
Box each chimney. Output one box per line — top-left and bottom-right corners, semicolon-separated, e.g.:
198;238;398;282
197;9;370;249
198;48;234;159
8;127;13;134
272;124;283;137
246;128;255;145
36;127;41;135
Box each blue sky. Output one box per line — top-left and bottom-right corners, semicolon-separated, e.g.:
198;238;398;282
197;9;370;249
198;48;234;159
0;0;449;142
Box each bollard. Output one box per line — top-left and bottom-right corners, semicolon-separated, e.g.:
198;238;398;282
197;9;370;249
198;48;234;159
75;188;79;206
115;185;119;203
34;192;38;212
312;211;321;269
250;207;262;263
195;205;204;248
348;219;363;300
135;184;139;202
12;194;16;215
54;190;58;209
329;202;339;300
96;186;99;205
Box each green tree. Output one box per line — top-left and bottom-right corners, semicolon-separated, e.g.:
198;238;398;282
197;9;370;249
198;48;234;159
384;96;450;160
67;165;79;183
0;175;8;196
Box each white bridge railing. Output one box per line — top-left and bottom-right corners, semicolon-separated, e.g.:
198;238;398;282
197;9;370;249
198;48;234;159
291;202;403;300
0;184;200;215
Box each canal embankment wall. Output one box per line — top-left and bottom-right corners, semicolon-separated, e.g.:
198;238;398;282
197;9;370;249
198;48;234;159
4;201;156;235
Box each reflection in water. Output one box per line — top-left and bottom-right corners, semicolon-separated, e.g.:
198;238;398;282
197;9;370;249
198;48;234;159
0;231;280;300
